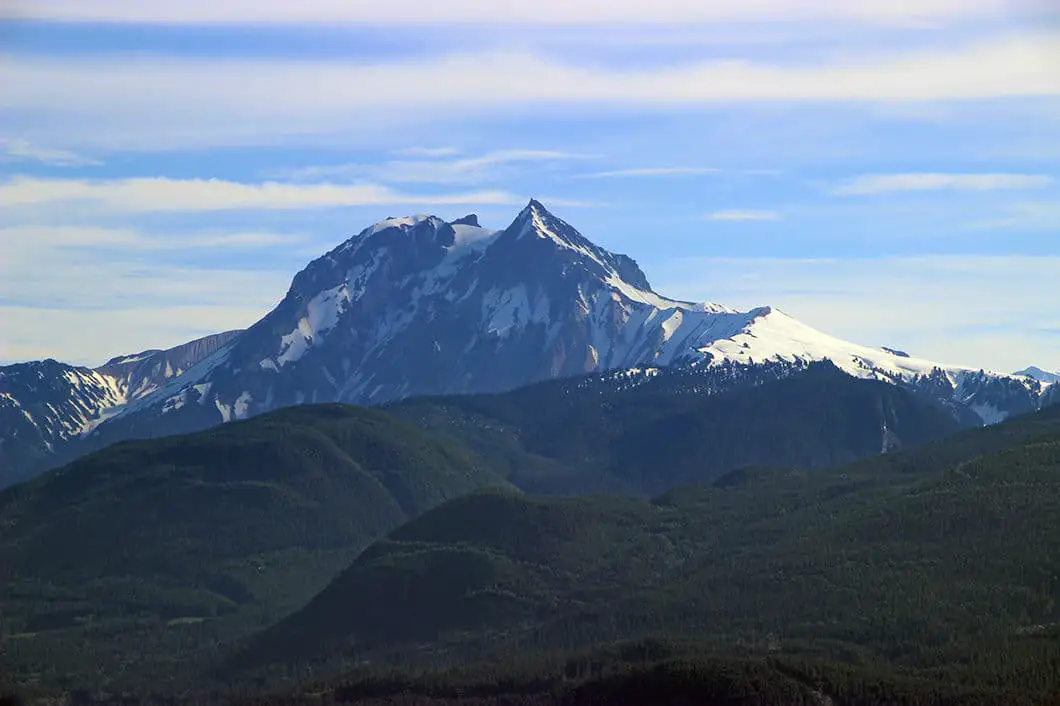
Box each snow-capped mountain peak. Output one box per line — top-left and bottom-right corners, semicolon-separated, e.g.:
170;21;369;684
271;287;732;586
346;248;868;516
507;199;636;276
497;200;733;316
1015;366;1060;385
103;201;1055;425
3;200;1054;487
362;213;437;237
695;306;947;378
515;198;574;241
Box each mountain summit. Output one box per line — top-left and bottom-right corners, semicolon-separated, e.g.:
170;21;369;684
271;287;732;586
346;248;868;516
1016;366;1060;385
1;200;1055;485
102;200;751;420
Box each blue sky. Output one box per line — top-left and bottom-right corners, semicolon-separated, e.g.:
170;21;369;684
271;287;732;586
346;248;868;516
1;0;1059;373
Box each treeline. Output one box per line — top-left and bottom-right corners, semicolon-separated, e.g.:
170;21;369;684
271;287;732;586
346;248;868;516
8;651;1059;706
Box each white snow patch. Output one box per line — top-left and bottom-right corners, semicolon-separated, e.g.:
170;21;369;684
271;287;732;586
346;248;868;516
233;391;253;419
694;308;959;380
62;370;85;386
451;223;499;251
161;381;214;414
479;284;551;339
365;214;433;236
971;402;1008;425
78;406;124;436
659;310;684;343
162;394;186;413
483;285;530;337
277;285;349;366
110;352;153;365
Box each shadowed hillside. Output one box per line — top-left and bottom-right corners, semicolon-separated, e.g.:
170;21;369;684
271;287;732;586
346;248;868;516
240;405;1060;701
391;361;965;494
0;404;508;693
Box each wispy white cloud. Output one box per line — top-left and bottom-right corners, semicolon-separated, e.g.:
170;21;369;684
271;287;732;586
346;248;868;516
963;201;1060;231
0;226;301;258
0;137;100;166
4;33;1059;151
427;150;592;171
0;306;274;367
393;146;462;158
834;172;1057;195
0;224;297;365
578;167;720;178
0;175;522;213
274;149;591;184
706;209;781;221
6;0;1053;25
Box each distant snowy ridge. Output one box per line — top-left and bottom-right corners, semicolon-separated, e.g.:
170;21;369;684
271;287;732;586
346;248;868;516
689;305;1045;395
0;331;241;487
1015;366;1060;385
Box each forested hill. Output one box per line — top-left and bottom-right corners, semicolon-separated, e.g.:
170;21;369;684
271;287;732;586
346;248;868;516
0;404;508;693
390;360;966;494
239;403;1060;703
4;377;1059;701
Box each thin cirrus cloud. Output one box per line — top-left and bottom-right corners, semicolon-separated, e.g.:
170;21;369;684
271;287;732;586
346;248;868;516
0;233;296;317
963;201;1060;231
0;226;302;260
0;137;101;166
274;149;592;184
707;209;781;221
5;0;1054;24
0;304;273;368
4;33;1059;151
0;225;303;365
0;175;523;213
393;147;462;158
834;172;1057;195
577;167;721;178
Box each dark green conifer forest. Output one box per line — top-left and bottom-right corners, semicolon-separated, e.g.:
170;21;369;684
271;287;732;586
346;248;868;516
2;371;1059;705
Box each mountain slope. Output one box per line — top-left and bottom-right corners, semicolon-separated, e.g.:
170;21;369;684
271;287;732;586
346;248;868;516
0;365;968;695
391;361;964;494
3;201;1052;485
0;331;241;489
80;203;758;445
1018;366;1060;385
94;330;243;400
0;404;506;692
74;201;1060;440
243;405;1060;698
